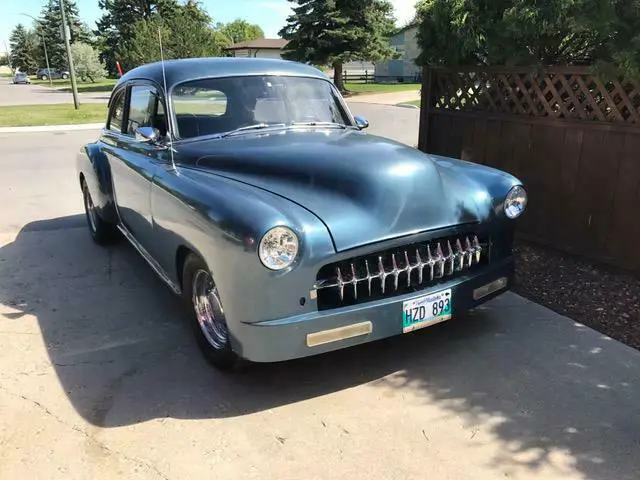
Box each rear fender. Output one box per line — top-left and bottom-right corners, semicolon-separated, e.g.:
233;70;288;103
77;141;117;225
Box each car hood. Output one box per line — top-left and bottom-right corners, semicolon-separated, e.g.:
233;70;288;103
183;129;518;252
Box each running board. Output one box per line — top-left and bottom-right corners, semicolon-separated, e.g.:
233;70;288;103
117;225;182;295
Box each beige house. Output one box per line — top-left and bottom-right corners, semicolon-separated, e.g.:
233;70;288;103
374;23;422;82
224;39;374;76
224;39;289;59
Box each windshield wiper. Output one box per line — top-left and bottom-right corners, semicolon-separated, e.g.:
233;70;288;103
291;121;349;129
219;123;287;138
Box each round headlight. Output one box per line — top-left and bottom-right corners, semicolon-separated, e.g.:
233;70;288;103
258;226;299;270
504;185;528;219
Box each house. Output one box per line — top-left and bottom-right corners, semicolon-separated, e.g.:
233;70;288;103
224;39;289;59
374;23;422;82
223;39;374;77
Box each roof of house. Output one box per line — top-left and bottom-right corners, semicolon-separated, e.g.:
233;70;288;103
225;38;289;51
394;21;419;36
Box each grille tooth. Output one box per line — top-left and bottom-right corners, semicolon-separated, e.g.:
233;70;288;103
365;259;372;296
404;250;412;286
455;239;464;271
336;266;345;301
350;263;357;299
426;244;435;281
415;248;424;284
465;237;473;267
473;235;482;264
391;253;400;291
445;240;455;276
378;256;386;294
434;242;445;278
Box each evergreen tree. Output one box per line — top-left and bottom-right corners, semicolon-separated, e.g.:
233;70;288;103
9;24;38;73
96;0;179;74
35;0;92;71
279;0;398;92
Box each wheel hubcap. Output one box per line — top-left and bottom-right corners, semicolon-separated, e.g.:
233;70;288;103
192;269;228;350
83;185;98;233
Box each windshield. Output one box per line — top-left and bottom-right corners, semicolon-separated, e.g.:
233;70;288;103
171;75;353;139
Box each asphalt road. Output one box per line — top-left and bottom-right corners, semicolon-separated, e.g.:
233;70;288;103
1;129;639;480
0;75;110;106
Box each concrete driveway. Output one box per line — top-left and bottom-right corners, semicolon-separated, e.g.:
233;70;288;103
1;129;639;480
0;75;109;106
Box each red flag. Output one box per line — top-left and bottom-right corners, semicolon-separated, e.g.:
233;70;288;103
116;61;124;78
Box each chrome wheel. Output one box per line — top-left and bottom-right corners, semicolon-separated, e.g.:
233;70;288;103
192;269;228;350
83;184;98;233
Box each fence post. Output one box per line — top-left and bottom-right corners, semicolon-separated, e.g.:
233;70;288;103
417;66;432;152
365;70;368;84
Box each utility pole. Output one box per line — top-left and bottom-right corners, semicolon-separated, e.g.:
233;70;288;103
59;0;79;109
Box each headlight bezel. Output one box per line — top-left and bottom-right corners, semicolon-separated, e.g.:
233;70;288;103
258;226;300;271
504;185;528;219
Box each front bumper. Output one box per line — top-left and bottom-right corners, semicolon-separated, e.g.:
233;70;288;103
233;257;514;362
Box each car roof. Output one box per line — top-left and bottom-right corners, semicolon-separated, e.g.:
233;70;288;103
115;57;329;90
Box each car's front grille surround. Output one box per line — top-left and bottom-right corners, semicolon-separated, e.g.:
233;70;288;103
314;234;490;311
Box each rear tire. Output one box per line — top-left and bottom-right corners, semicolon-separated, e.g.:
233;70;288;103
182;253;245;371
82;180;118;245
40;75;47;80
61;74;69;79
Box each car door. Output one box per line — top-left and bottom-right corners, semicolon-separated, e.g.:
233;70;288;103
104;82;169;251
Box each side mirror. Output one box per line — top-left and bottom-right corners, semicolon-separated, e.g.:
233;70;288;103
354;115;369;130
135;126;160;143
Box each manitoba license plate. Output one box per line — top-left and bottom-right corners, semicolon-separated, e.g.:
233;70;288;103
402;289;452;333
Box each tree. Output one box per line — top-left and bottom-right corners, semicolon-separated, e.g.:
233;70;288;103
0;53;9;67
218;19;264;44
9;24;38;73
35;0;92;69
96;0;179;74
279;0;398;92
414;0;640;80
71;42;107;81
115;2;228;71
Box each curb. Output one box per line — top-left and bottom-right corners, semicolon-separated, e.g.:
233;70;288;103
0;123;103;133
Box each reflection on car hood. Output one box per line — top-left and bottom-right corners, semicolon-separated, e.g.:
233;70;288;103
184;129;518;252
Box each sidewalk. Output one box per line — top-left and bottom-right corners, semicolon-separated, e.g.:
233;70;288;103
348;90;421;106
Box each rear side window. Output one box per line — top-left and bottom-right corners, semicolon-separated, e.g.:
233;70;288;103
108;90;126;132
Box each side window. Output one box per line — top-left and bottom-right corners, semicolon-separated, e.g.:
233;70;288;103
108;90;126;132
126;85;166;136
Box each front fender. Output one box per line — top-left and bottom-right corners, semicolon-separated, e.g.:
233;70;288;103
76;139;117;224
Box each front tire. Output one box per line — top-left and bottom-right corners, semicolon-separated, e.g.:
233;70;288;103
40;75;48;80
82;180;118;245
61;74;69;79
182;254;245;371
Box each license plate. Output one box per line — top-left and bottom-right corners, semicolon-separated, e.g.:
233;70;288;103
402;288;452;333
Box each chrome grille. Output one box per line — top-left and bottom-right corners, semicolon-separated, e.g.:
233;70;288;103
315;235;487;311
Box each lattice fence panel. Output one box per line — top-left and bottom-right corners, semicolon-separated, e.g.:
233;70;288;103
431;69;640;124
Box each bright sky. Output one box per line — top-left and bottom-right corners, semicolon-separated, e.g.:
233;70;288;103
1;0;417;53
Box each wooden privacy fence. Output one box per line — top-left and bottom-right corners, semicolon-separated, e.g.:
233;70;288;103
418;65;640;272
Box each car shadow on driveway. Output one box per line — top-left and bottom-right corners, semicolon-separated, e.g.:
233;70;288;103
1;215;639;479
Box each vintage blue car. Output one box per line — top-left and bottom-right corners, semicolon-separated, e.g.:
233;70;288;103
77;57;527;370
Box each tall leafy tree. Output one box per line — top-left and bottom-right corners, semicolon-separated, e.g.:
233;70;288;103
279;0;398;92
415;0;640;79
9;24;38;73
115;1;228;70
35;0;92;70
71;42;108;81
218;19;264;44
96;0;179;74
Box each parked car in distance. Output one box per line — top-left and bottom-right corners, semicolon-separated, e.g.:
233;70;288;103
12;72;31;84
77;57;528;371
36;68;70;80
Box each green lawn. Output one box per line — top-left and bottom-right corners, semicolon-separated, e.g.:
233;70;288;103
400;99;422;107
344;82;421;94
0;104;107;127
31;78;117;93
